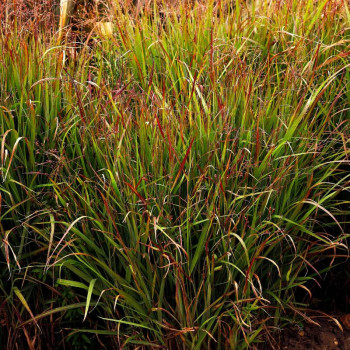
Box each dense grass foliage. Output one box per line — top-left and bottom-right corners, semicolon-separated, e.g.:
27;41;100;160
1;0;350;349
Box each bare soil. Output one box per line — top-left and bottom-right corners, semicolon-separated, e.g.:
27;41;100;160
268;315;350;350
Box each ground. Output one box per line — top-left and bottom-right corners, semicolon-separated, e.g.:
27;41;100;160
271;315;350;350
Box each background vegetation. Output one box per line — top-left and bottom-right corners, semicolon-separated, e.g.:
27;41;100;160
0;0;349;349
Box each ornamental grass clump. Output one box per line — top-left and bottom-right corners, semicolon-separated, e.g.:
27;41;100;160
0;0;350;349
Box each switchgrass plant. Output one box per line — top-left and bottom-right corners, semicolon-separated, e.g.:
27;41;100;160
1;0;350;349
